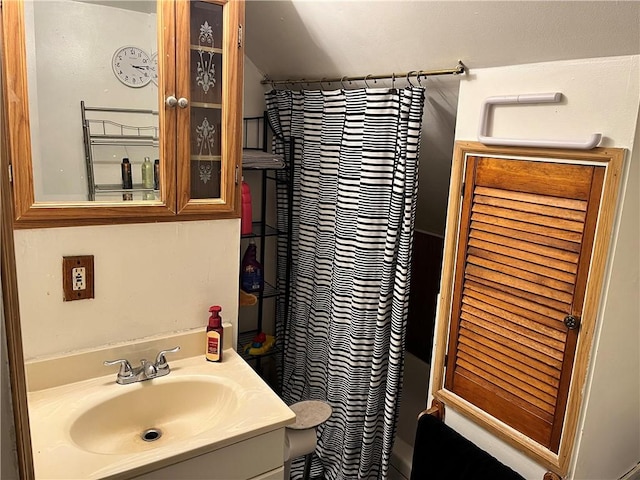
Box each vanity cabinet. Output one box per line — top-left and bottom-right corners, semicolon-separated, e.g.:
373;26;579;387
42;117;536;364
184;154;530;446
1;0;244;227
131;429;286;480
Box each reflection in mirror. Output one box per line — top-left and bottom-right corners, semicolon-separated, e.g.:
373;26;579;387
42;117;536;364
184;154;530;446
23;0;159;203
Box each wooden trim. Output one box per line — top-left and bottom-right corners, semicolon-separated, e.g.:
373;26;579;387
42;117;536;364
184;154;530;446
429;141;467;403
2;0;241;229
176;0;243;216
175;0;190;212
420;399;445;421
159;0;177;214
444;157;477;389
1;0;179;226
1;0;34;220
0;3;34;475
555;146;624;473
230;0;244;218
431;141;626;475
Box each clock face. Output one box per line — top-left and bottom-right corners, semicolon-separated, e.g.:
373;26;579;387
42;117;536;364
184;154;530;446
112;46;152;88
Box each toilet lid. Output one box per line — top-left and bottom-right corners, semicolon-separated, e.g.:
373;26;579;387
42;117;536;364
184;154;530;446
287;400;333;430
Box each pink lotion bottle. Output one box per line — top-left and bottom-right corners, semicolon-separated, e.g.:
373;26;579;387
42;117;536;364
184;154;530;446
206;305;223;362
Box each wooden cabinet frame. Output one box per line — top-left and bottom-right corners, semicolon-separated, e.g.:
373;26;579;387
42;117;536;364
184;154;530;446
0;0;243;229
430;141;624;475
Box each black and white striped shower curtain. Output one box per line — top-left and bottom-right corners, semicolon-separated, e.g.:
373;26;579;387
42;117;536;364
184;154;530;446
266;86;426;480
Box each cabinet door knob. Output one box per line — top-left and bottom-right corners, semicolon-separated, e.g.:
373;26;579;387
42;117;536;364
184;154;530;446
564;315;580;330
177;97;189;109
165;96;178;108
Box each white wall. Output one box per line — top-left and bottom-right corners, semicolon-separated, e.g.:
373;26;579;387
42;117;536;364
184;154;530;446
243;56;268;118
415;76;460;235
14;220;240;360
25;0;158;202
429;55;640;479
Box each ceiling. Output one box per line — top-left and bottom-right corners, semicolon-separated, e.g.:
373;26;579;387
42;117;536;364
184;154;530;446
244;0;640;235
245;1;640;81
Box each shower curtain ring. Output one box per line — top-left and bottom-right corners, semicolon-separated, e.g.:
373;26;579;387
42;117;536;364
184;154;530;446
364;74;373;88
340;76;348;90
406;71;417;87
416;72;424;86
392;72;396;90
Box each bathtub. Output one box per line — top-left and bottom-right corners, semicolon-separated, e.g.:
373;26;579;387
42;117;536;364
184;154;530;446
390;352;431;480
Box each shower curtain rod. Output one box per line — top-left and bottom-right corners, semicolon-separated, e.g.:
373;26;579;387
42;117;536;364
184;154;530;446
261;61;466;87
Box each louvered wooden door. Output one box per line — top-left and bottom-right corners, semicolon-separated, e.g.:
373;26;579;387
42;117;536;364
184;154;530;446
444;155;604;453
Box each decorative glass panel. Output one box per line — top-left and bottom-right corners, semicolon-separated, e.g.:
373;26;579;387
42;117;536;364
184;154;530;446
190;49;223;104
189;1;223;200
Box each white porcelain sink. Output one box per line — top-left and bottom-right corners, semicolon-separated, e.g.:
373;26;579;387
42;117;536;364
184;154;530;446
27;343;295;480
69;376;240;455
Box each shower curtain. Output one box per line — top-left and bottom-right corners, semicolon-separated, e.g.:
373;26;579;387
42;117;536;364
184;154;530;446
266;86;426;480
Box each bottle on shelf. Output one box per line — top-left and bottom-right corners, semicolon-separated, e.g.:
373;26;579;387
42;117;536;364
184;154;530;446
121;157;133;201
241;177;253;235
142;156;154;200
241;239;263;293
154;159;160;190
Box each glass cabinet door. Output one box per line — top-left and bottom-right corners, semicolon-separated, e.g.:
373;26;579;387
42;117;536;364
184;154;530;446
174;0;243;215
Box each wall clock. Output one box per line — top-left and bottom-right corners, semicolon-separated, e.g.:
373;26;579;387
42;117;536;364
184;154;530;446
111;46;152;88
150;52;158;86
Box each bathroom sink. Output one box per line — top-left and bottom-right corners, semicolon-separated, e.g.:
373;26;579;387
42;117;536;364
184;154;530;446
69;376;240;455
27;336;296;480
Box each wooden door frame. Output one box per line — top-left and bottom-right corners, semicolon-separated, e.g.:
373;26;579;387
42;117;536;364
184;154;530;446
430;141;625;475
0;19;34;475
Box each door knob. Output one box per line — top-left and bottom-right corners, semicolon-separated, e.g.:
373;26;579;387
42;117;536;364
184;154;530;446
165;95;177;107
564;315;580;330
177;97;189;108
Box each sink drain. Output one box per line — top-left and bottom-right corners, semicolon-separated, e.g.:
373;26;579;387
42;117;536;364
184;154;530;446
141;428;163;442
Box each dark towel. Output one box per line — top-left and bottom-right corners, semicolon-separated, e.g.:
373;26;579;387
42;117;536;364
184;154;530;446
410;413;526;480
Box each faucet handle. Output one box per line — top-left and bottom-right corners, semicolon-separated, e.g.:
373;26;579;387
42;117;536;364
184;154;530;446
155;346;180;369
103;359;134;378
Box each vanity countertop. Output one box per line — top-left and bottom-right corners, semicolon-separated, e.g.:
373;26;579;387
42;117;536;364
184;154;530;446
27;342;295;479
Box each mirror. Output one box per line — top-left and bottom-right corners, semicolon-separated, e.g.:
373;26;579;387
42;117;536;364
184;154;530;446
24;0;159;203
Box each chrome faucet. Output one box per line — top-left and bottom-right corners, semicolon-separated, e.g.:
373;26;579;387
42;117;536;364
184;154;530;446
104;346;180;385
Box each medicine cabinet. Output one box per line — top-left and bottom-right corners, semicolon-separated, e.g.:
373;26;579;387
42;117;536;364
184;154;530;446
1;0;244;228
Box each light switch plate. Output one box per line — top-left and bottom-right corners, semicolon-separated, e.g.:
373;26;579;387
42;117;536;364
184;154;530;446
63;255;94;301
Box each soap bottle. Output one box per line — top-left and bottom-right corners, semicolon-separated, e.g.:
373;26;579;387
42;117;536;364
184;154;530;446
141;157;155;200
241;177;252;235
240;240;263;293
206;305;223;362
121;158;133;201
